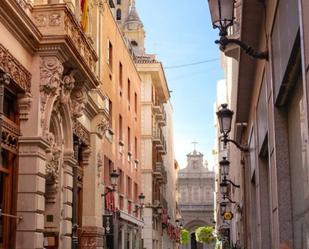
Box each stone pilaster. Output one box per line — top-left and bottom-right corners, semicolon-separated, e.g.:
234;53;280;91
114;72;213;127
80;226;104;249
16;137;49;249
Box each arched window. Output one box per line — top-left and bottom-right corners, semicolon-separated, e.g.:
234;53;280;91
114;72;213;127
117;0;121;4
131;40;138;47
116;9;121;20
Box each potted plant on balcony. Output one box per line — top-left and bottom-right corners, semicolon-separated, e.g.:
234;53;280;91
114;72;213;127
195;226;216;247
180;229;189;245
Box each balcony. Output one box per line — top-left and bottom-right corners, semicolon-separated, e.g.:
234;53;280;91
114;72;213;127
153;162;167;184
31;4;99;87
156;106;167;127
152;102;164;115
152;126;167;155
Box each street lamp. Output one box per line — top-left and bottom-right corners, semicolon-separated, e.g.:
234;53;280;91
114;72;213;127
139;193;145;206
220;181;228;195
217;104;233;137
133;193;146;214
110;169;119;188
216;104;249;152
102;170;120;197
220;157;230;176
220;202;228;215
207;0;268;60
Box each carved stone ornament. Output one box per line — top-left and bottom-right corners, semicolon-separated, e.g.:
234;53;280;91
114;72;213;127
93;0;104;12
49;13;61;26
45;132;61;203
0;44;31;92
97;151;103;178
60;72;75;104
40;56;64;95
73;119;91;146
97;118;109;139
0;73;10;86
81;147;91;167
18;92;32;121
71;86;88;119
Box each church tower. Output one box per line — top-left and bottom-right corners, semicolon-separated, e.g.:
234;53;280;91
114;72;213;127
119;0;145;55
114;0;131;28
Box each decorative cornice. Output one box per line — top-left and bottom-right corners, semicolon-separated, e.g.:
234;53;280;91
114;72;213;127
0;0;42;53
0;43;31;92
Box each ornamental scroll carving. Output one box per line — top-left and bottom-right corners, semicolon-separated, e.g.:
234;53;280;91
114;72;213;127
97;117;109;139
73;120;91;146
40;56;64;113
45;132;61;203
40;57;89;126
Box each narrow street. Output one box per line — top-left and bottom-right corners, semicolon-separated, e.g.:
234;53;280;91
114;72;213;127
0;0;308;249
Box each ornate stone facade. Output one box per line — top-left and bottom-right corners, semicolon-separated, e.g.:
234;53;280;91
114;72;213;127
178;150;215;249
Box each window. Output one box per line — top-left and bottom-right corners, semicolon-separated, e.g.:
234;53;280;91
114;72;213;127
134;137;137;158
109;100;112;127
127;79;131;103
127;127;131;152
117;0;121;4
134;92;137;113
104;157;113;186
3;89;18;122
131;40;138;47
107;41;113;69
119;169;124;194
116;9;121;20
134;183;138;202
119;115;123;141
127;176;132;199
119;62;123;93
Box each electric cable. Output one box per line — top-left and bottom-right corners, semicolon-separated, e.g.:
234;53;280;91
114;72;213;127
164;58;220;69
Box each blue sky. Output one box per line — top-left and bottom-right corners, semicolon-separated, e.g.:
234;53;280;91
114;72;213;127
136;0;224;169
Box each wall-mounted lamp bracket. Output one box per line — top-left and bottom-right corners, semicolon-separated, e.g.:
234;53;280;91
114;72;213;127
215;36;268;60
224;178;240;188
221;136;249;152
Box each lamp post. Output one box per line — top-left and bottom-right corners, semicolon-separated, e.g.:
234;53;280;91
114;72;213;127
216;104;249;152
133;193;146;215
220;181;229;196
207;0;268;60
220;157;230;176
102;170;120;197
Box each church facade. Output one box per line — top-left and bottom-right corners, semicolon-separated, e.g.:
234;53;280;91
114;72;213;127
178;149;215;249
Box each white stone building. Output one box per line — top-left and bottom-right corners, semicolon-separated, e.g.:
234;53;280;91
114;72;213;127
178;150;215;249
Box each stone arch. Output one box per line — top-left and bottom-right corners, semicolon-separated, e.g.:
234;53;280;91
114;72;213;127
44;96;74;245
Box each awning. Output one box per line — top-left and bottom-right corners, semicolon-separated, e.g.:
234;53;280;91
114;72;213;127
118;210;144;227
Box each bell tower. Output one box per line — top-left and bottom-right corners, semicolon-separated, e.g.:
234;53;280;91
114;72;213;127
115;0;131;27
122;0;146;55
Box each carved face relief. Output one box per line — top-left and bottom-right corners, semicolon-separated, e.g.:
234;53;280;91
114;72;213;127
97;118;109;138
71;87;88;118
60;73;75;104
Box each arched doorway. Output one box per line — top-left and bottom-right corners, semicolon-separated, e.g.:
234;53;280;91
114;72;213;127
190;232;203;249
